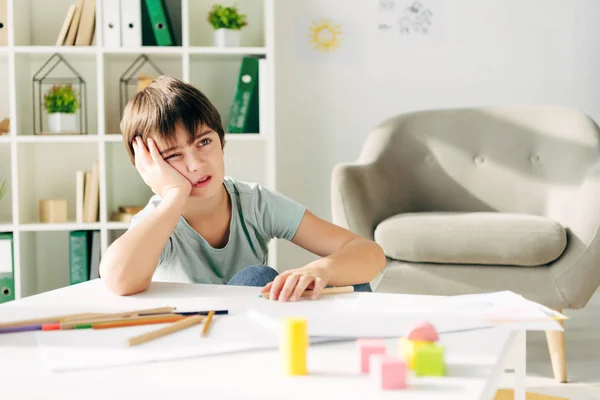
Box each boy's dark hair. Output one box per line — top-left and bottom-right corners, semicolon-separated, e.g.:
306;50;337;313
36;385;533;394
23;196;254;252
120;75;225;164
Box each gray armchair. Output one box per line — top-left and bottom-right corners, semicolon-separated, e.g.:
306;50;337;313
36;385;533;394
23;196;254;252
331;106;600;383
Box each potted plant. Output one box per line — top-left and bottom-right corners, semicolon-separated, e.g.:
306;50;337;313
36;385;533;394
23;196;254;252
43;84;79;134
208;4;248;47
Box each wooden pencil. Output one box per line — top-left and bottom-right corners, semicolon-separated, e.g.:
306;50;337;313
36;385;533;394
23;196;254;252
62;307;176;322
60;313;182;330
126;315;205;347
260;285;354;299
93;315;185;330
201;310;215;336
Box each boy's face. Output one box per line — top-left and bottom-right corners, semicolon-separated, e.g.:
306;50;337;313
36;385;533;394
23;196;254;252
152;124;224;200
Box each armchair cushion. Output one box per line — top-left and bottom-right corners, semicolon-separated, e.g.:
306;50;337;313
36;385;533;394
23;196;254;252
374;212;567;267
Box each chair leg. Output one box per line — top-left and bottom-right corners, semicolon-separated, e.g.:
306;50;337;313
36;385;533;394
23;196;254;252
545;309;567;383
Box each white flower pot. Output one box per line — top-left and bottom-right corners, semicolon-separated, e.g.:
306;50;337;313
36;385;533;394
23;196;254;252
214;29;240;47
48;113;77;133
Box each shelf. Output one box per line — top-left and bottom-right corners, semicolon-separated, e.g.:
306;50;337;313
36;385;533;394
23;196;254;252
106;222;130;230
14;46;99;54
19;222;102;232
103;47;184;55
16;135;100;143
0;136;11;143
0;224;14;232
188;47;267;56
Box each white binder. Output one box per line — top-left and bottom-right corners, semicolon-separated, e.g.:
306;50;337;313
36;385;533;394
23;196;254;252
120;0;142;47
102;0;121;48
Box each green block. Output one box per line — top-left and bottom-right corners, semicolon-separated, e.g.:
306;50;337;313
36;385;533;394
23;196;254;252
415;343;445;376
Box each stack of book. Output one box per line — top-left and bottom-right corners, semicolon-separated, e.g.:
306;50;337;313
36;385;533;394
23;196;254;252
56;0;96;46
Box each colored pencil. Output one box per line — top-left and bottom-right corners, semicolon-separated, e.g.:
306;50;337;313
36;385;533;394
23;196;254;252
176;310;228;316
93;315;185;330
126;315;205;347
201;310;215;336
59;313;181;330
0;312;108;329
260;285;354;299
0;325;42;334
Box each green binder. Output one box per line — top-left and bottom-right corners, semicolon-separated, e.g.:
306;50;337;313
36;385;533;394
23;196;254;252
144;0;174;46
0;232;14;303
227;57;260;134
69;231;90;285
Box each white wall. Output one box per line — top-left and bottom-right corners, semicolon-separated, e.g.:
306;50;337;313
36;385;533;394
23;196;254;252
274;0;600;269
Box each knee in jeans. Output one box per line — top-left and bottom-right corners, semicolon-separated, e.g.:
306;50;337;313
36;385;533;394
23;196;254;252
244;265;278;280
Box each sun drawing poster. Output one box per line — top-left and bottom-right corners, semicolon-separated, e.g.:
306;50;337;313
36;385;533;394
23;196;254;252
295;17;358;62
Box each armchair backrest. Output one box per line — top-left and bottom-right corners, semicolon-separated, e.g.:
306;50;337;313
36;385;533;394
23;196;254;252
361;106;600;218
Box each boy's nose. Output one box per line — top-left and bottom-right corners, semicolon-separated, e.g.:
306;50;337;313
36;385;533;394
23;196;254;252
186;155;204;172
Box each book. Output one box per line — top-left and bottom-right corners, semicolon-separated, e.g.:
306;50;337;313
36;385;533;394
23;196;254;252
89;230;101;280
69;231;89;285
227;57;260;134
83;161;99;223
75;170;85;223
56;4;76;46
0;0;7;46
0;232;14;303
64;0;85;46
75;0;96;46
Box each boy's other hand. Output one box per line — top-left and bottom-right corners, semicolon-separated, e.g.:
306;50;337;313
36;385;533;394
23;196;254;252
261;263;331;302
133;136;192;200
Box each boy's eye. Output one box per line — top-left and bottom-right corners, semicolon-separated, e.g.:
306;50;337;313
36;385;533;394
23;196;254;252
164;153;181;160
197;138;212;147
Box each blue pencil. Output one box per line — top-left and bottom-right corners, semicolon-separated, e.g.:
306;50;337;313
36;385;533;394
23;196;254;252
175;310;228;316
0;325;42;334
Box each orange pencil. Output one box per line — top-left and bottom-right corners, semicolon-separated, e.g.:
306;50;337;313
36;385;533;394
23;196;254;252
92;315;185;329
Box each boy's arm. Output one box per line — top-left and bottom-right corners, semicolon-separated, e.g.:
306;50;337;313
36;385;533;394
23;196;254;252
100;136;192;295
99;192;186;296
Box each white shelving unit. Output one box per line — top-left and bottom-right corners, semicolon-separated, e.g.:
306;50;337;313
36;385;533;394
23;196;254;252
0;0;276;299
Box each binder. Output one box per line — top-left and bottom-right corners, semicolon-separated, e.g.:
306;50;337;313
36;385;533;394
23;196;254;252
144;0;174;46
64;0;85;46
75;0;96;46
227;57;260;134
0;0;7;46
121;0;142;47
0;232;15;303
69;231;90;285
56;4;76;46
89;230;101;280
102;0;121;48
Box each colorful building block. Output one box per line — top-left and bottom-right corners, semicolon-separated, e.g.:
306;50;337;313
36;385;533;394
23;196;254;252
370;355;407;390
281;317;308;376
414;343;445;376
356;338;386;373
399;337;429;370
407;321;439;342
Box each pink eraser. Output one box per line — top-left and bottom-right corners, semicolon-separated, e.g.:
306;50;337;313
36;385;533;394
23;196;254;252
407;321;439;342
356;338;386;373
370;355;407;390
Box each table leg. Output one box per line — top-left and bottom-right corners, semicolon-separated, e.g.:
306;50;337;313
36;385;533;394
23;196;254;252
513;330;526;400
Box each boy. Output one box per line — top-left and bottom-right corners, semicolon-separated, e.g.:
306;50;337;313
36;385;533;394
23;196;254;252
100;76;385;301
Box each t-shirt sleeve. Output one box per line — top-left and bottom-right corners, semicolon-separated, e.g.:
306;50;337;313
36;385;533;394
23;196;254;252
128;196;174;264
253;185;306;241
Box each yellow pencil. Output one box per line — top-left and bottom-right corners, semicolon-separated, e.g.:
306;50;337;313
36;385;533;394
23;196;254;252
201;310;215;336
126;315;205;347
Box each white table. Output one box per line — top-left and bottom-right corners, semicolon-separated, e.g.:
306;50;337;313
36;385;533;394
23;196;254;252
0;280;528;400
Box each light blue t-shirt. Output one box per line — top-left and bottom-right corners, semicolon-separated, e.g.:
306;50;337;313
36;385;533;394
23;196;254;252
129;177;306;284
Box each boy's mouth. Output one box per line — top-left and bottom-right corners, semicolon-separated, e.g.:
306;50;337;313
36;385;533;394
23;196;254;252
193;175;212;188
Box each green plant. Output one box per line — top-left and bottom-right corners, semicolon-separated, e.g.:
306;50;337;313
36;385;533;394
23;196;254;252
0;178;7;202
43;84;79;114
208;4;248;30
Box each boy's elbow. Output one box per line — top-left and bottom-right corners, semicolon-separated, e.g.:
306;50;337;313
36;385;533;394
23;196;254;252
370;240;387;274
100;262;151;296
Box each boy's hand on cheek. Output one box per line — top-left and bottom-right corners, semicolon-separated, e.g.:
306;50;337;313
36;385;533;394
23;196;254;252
133;137;192;200
261;264;332;302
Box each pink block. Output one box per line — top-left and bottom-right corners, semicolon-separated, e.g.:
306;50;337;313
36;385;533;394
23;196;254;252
407;321;439;342
356;338;386;373
370;355;407;390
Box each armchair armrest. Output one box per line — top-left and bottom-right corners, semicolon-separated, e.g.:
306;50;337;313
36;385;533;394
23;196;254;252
331;161;413;241
551;162;600;308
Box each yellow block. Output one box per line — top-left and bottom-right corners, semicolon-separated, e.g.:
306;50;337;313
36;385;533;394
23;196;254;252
494;389;568;400
399;337;430;370
281;318;308;376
